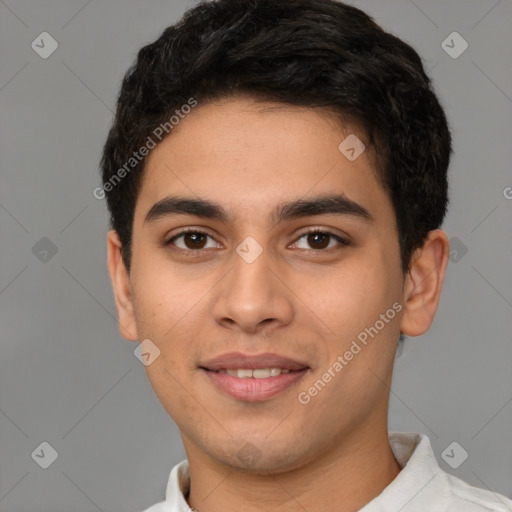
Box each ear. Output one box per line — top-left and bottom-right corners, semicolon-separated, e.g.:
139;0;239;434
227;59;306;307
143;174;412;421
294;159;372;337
400;229;449;337
106;230;139;341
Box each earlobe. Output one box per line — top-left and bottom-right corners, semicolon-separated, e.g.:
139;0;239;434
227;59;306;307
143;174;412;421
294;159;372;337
106;230;139;341
400;229;450;337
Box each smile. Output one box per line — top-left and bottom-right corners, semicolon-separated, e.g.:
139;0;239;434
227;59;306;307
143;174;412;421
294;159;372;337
200;351;310;401
215;368;290;378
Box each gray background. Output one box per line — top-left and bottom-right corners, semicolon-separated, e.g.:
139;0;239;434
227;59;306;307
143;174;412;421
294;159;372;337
1;0;511;511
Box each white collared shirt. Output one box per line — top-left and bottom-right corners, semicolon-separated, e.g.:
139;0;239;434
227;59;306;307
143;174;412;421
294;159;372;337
142;431;512;511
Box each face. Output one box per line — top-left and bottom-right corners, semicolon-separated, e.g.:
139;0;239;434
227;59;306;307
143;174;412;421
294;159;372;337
108;96;445;473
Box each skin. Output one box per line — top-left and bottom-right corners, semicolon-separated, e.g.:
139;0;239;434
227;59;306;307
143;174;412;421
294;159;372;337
107;96;449;512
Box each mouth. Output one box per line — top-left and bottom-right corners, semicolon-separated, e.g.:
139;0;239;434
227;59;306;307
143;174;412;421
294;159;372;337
212;368;293;378
200;352;310;401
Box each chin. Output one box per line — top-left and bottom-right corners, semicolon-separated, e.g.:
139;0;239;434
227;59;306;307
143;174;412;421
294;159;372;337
206;436;314;475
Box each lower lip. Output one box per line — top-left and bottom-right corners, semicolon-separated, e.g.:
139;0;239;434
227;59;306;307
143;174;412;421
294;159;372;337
202;369;308;401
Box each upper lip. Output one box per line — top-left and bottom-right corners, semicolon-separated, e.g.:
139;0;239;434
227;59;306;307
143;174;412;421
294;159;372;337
200;352;309;371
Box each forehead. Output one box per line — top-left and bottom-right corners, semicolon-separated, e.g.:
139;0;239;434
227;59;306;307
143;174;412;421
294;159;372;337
134;97;392;227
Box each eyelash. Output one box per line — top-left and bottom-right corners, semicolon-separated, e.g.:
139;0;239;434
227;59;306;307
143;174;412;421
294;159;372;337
163;227;350;256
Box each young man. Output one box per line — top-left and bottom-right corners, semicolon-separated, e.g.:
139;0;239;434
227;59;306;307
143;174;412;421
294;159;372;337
100;0;512;510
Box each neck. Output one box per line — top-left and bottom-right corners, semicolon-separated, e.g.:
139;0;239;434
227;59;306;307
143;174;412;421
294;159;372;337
184;423;401;512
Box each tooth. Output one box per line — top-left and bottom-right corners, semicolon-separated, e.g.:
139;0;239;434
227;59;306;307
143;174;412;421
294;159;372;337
253;368;271;378
223;368;290;378
237;369;253;378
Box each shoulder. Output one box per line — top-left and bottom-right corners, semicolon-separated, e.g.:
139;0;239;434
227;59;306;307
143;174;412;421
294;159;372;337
440;470;512;511
141;504;172;512
386;432;512;512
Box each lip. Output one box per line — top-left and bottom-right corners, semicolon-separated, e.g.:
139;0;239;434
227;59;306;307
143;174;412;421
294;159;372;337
200;352;310;402
201;352;309;371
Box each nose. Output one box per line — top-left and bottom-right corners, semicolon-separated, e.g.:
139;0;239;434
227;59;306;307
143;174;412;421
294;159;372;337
212;243;294;335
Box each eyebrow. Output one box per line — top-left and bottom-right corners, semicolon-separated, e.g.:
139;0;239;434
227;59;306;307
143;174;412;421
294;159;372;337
144;194;372;225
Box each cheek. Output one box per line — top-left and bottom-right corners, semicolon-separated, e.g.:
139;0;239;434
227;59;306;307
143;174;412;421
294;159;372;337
145;362;204;433
130;260;206;336
320;262;397;335
308;250;403;376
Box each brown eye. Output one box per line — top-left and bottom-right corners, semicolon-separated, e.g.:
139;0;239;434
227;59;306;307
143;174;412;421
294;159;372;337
183;232;207;249
307;232;330;249
165;230;219;251
293;230;349;251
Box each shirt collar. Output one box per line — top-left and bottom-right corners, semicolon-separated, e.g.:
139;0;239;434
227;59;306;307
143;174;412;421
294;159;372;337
165;460;193;511
360;431;442;511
